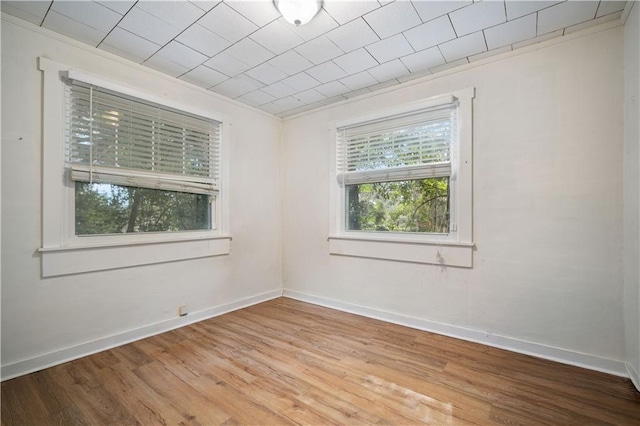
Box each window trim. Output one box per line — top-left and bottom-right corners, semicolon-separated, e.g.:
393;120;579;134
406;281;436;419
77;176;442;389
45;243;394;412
38;57;231;276
328;88;475;267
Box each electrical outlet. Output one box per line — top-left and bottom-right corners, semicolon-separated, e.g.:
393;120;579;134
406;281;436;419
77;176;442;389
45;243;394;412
179;305;188;317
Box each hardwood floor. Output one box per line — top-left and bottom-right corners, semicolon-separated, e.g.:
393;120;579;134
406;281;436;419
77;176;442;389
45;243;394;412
2;297;639;425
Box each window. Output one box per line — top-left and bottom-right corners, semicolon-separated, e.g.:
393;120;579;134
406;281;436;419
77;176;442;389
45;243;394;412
338;102;456;235
329;89;474;267
38;58;230;277
65;80;220;236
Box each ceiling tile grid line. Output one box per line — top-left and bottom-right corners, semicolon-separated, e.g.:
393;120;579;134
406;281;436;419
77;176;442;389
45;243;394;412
1;0;627;117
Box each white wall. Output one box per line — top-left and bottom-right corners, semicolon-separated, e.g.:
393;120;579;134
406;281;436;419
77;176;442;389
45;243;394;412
282;27;626;370
623;2;640;389
1;18;282;377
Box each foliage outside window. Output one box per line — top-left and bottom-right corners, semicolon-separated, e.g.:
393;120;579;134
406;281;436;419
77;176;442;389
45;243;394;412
66;80;221;236
337;103;457;236
346;178;449;233
75;183;210;235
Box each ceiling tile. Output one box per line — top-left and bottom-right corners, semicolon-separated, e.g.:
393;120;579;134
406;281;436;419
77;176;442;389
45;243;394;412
273;96;303;111
198;3;258;43
225;38;275;67
430;57;468;74
468;45;512;62
293;89;326;104
180;65;228;88
364;1;422;39
250;19;305;54
99;27;161;63
51;1;122;32
596;1;626;17
306;62;347;83
565;10;622;35
245;63;289;85
315;80;350;97
410;1;471;23
343;87;372;99
400;46;445;73
268;50;314;76
439;31;486;62
449;0;505;36
42;10;107;46
282;103;319;117
281;73;320;92
368;79;400;92
286;9;339;41
136;1;205;29
226;0;280;26
403;15;456;52
484;13;536;50
261;82;297;98
318;93;347;106
326;18;380;53
398;69;431;83
176;24;231;57
238;89;277;107
367;59;410;82
512;29;563;49
213;75;264;98
118;7;182;45
98;1;135;15
339;71;378;90
295;36;344;65
333;48;379;74
204;52;251;76
365;34;414;64
189;1;221;12
505;1;560;21
260;102;290;115
322;0;380;24
153;41;208;69
144;55;190;77
98;43;143;63
6;0;619;119
537;1;599;35
1;1;51;25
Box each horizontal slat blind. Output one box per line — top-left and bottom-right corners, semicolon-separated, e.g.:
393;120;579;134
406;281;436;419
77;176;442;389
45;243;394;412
65;80;220;193
337;103;457;185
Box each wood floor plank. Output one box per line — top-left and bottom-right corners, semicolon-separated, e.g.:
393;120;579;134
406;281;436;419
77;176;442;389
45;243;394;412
0;376;51;425
2;297;639;426
95;362;189;425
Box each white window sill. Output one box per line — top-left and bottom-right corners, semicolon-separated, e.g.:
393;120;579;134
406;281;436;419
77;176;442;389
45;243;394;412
328;235;474;268
39;234;232;277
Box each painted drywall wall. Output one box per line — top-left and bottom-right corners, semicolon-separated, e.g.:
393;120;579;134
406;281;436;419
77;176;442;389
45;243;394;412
623;2;640;388
1;18;282;373
282;27;625;364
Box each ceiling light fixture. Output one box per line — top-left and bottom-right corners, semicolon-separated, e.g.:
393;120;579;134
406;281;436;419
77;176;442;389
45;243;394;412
274;0;322;26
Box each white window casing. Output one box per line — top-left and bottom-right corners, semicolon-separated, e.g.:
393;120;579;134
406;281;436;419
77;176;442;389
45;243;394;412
38;57;231;277
328;88;475;267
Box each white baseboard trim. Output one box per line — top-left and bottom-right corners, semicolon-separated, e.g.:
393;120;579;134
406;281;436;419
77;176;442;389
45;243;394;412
627;363;640;391
283;289;628;378
1;289;283;381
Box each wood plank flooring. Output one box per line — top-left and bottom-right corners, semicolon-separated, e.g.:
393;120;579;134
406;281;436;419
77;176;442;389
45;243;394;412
2;297;639;425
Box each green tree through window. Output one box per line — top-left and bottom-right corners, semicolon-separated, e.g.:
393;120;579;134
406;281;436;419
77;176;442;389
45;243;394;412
75;182;210;235
346;177;449;234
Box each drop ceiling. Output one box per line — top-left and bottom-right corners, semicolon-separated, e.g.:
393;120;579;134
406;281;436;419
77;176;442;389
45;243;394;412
1;0;628;117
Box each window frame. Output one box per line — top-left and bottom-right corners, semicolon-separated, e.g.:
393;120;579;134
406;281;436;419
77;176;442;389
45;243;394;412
328;88;475;267
38;57;231;277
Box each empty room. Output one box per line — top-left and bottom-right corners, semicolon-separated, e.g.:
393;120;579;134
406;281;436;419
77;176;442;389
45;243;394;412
2;0;640;424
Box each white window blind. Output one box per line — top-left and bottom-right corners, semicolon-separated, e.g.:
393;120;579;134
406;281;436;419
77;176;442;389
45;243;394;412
337;103;457;186
65;80;220;195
